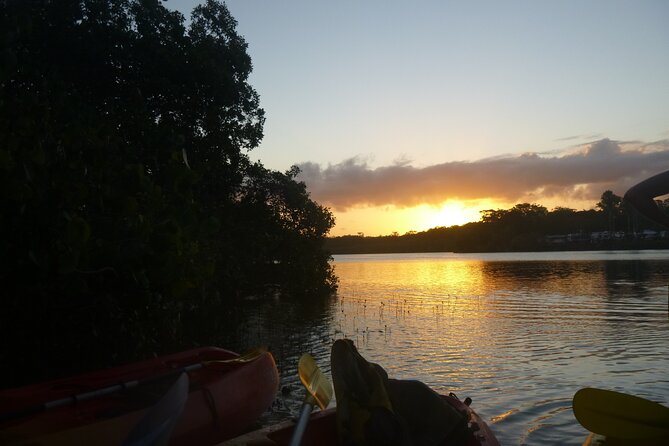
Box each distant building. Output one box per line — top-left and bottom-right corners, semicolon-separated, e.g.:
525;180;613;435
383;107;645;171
590;231;611;242
545;235;568;244
639;229;658;240
568;233;590;242
544;230;667;245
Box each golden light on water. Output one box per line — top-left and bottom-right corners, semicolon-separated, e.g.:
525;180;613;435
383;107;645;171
333;257;493;332
331;253;635;388
332;257;498;385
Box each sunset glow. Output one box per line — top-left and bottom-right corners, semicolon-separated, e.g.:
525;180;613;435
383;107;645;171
328;195;604;237
424;201;493;230
330;199;510;237
173;1;669;238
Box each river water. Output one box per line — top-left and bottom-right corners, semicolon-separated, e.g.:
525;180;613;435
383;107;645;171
243;250;669;445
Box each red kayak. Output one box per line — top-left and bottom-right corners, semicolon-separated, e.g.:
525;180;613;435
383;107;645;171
0;347;279;445
221;393;500;446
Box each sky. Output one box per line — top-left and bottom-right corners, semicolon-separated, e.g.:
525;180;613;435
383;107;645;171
168;0;669;236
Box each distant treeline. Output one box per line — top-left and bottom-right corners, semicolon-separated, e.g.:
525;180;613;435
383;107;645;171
326;192;669;254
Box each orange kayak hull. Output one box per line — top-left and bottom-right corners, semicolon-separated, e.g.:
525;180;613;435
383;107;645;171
0;347;279;445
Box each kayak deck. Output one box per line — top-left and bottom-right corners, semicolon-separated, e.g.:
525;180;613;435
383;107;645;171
221;393;500;446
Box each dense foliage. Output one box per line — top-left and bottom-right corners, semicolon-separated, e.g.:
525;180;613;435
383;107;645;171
0;0;335;386
327;193;669;254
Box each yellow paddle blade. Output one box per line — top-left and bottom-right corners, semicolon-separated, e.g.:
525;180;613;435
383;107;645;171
202;347;267;366
298;354;333;411
573;388;669;440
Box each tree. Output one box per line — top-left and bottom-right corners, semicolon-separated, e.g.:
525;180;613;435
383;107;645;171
480;208;508;223
597;190;623;232
225;164;337;297
1;0;335;386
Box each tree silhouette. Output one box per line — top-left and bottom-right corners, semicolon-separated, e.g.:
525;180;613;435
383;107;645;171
1;0;335;386
597;190;623;232
327;197;668;254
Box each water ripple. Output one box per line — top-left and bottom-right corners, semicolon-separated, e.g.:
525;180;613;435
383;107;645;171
249;252;669;445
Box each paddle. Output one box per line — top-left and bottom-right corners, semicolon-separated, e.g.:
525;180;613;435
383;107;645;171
122;372;189;446
288;353;333;446
573;387;669;440
0;347;266;424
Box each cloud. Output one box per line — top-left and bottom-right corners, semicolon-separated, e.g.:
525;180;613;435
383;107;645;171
296;139;669;211
555;133;603;142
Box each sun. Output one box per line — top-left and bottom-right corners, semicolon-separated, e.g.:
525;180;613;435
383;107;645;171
416;200;506;230
328;199;508;237
422;200;497;230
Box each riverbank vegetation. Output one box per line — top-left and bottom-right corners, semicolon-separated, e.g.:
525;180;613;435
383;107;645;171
327;194;669;254
0;0;335;387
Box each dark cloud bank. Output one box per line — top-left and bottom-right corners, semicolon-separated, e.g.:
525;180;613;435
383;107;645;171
296;139;669;211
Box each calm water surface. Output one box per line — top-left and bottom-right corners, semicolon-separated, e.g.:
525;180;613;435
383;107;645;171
245;250;669;445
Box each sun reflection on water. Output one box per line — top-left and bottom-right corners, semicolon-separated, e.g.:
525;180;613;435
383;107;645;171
242;252;669;445
328;252;669;445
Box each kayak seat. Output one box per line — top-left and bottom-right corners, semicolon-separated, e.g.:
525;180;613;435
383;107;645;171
331;339;469;446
